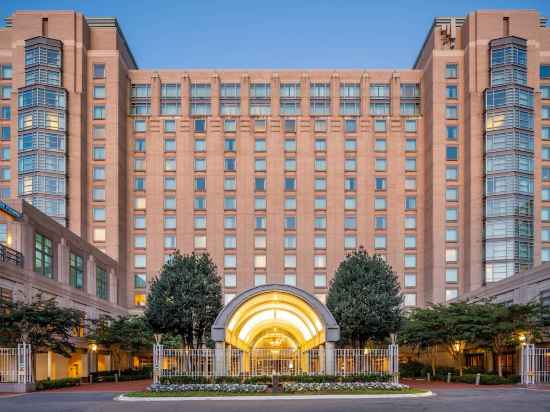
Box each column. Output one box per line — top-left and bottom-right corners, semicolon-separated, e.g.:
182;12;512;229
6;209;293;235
57;237;69;284
325;342;335;375
109;269;117;304
215;341;226;376
86;255;96;296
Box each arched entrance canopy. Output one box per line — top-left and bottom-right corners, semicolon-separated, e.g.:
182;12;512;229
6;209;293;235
212;284;340;352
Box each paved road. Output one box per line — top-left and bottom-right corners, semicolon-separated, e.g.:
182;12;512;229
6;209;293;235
1;388;549;412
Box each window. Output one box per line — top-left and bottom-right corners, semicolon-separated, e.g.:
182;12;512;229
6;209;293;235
446;289;458;301
134;119;146;132
69;253;84;289
35;233;53;278
405;196;416;210
405;177;417;190
255;158;267;172
224;177;236;191
255;196;266;210
1;126;9;140
134;235;146;248
345;139;356;151
223;273;237;288
93;64;106;78
375;158;387;172
255;235;266;249
446;268;458;283
405;215;417;229
284;119;296;132
314;120;327;132
194;235;206;249
93;187;106;201
404;254;417;269
96;266;108;299
93;207;106;221
345;119;357;133
194;119;206;132
447;208;458;222
164;215;176;229
225;196;236;210
134;273;147;289
315;196;327;209
284;234;297;249
375;235;386;249
374;197;386;210
1;64;12;80
93;166;105;180
284;139;296;152
344;215;356;229
134;176;145;191
447;126;458;140
314;255;326;268
134;139;146;152
224;138;236;152
93;85;106;99
405;120;417;132
284;274;297;286
446;228;458;242
404;273;416;288
314;235;326;249
446;105;458;119
254;274;267;286
314;273;327;288
374;119;386;132
446;64;458;79
314;215;327;229
255;139;266;152
284;255;296;269
405;158;416;172
93;146;105;160
406;139;416;151
375;215;386;229
285;177;296;191
375;177;386;191
93;105;106;120
446;248;458;263
404;235;416;249
446;85;458;99
446;166;458;181
255;177;266;192
255;215;266;229
446;146;458;161
541;65;550;80
404;293;417;306
375;139;386;152
446;187;458;201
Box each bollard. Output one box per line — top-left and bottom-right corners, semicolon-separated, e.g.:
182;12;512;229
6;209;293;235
271;375;279;393
475;373;480;386
447;372;451;383
89;374;93;384
115;373;119;383
426;372;431;382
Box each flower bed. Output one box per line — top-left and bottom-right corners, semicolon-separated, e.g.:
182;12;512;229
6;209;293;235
282;381;409;393
149;383;268;393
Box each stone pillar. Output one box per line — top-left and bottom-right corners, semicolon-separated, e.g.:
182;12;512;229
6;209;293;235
325;342;335;375
109;269;117;304
211;73;220;117
319;344;325;374
86;255;96;296
57;238;69;284
151;71;161;117
215;341;226;377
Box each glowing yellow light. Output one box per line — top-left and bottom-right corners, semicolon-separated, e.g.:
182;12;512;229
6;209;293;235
90;344;97;352
238;309;314;342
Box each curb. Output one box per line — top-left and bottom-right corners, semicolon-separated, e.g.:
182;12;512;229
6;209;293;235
115;390;434;401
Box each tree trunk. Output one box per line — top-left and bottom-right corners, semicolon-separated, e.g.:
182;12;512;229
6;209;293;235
497;354;503;377
431;356;436;376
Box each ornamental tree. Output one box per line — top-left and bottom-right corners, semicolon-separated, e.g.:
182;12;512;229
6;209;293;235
144;251;223;348
88;315;154;373
326;248;403;346
0;295;83;379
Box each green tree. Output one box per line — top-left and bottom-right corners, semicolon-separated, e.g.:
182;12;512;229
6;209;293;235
0;295;83;379
326;248;402;346
144;251;222;348
88;316;154;373
474;302;549;376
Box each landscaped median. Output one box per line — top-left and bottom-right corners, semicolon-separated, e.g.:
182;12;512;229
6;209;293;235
117;375;432;400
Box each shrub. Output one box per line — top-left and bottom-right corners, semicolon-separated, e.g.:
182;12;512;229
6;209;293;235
453;374;520;385
242;376;271;385
149;383;268;393
159;376;209;384
283;381;409;393
400;361;425;378
36;377;81;391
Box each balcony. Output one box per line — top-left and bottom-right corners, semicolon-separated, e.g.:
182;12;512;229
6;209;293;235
0;243;24;267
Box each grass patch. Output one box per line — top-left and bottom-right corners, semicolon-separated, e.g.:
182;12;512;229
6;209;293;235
125;388;427;397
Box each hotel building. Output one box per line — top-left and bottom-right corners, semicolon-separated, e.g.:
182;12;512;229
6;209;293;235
0;9;550;313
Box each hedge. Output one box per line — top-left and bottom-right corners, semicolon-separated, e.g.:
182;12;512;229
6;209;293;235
159;374;391;385
36;377;81;391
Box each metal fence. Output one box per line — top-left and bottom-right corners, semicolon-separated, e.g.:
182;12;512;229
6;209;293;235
334;348;391;377
153;344;398;382
522;344;550;385
0;344;32;384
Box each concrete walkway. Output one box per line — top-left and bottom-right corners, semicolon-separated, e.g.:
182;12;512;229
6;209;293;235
48;379;151;393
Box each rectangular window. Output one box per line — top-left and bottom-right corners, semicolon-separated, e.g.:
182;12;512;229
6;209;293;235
446;146;458;161
446;64;458;79
69;253;84;289
96;266;108;300
35;233;53;278
446;105;458;119
93;64;106;78
541;65;550;80
446;85;458;99
447;126;458;140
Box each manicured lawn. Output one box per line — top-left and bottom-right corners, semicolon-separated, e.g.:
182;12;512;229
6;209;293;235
125;388;427;397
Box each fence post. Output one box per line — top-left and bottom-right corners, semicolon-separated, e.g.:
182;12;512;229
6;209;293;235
17;343;32;384
521;344;536;385
153;344;163;384
388;344;399;384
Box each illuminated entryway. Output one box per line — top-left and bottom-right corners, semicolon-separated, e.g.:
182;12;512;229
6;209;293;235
211;284;340;375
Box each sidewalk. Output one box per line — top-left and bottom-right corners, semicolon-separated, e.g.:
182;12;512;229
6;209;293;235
47;379;152;393
402;378;521;390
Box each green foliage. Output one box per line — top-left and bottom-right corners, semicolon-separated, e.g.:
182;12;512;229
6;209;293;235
90;367;152;382
36;377;81;391
88;315;153;371
327;248;402;346
0;295;82;357
399;360;425;378
160;376;209;384
453;374;520;385
145;251;223;348
159;374;390;385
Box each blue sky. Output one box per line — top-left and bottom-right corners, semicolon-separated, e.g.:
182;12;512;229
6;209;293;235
3;0;550;69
